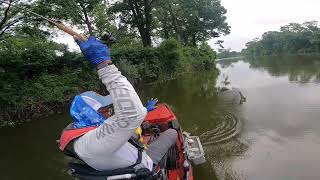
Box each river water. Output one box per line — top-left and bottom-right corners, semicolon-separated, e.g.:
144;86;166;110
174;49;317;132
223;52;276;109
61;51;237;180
1;55;320;180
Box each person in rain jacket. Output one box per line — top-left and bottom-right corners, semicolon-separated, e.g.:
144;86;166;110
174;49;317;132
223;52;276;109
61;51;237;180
59;36;177;172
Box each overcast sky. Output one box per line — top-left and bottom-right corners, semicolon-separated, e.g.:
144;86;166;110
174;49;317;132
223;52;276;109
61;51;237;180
209;0;320;51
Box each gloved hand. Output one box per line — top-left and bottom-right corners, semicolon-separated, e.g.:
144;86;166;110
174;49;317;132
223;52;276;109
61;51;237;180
146;98;158;112
75;36;111;66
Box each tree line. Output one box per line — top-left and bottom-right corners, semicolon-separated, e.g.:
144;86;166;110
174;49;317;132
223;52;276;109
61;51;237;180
242;21;320;56
217;48;241;59
0;0;229;126
0;0;230;46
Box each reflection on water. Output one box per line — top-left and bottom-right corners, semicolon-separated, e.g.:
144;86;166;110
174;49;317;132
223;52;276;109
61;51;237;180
0;111;72;180
215;56;320;180
1;55;320;180
247;55;320;84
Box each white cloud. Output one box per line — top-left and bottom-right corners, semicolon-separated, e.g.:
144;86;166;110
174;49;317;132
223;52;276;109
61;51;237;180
53;33;79;52
209;0;320;51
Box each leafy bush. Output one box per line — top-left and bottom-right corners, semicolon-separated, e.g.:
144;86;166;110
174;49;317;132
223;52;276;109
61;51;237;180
0;37;217;125
158;38;185;75
183;42;217;70
0;37;100;123
112;39;217;83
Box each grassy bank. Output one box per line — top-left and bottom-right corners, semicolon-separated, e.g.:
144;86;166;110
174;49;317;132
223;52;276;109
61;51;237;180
0;38;218;127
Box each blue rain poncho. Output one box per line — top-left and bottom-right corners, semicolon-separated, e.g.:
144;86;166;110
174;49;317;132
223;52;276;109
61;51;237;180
70;91;113;128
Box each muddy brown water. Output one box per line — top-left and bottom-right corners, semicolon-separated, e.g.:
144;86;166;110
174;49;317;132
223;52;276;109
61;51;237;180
1;55;320;180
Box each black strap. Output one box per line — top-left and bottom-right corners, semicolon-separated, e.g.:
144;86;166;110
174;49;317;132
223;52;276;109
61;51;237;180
128;136;144;150
127;147;142;168
125;136;144;168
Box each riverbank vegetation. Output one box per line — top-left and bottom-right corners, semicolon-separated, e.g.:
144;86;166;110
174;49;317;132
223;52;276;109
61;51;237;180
0;0;229;126
242;21;320;56
217;48;241;59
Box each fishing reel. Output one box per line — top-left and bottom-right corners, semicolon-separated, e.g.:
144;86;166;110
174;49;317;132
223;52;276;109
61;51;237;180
100;32;116;47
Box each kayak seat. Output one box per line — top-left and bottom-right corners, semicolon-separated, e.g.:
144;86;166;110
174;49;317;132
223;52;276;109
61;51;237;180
68;162;154;180
69;162;135;176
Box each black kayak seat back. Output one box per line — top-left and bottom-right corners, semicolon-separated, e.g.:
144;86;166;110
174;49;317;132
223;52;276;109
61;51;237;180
69;162;135;176
68;162;153;180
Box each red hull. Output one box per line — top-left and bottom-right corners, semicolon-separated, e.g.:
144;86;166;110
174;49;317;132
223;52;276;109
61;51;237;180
144;104;194;180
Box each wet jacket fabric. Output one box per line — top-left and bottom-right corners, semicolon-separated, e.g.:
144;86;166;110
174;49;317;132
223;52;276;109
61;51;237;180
72;65;152;171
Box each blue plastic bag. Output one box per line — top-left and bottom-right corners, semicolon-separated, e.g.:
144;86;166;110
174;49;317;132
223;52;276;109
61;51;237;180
70;95;107;128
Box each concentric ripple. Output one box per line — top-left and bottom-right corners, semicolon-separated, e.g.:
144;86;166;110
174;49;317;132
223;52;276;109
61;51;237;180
200;112;242;146
199;88;244;146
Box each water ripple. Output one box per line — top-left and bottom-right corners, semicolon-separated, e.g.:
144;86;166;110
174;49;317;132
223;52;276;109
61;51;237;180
200;112;242;146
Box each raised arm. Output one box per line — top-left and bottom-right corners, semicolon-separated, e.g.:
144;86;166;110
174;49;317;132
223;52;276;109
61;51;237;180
73;36;147;154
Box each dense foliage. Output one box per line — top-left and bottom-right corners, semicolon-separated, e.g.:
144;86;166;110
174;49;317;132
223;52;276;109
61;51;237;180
0;0;223;126
242;21;320;56
0;36;96;125
0;37;216;126
217;49;241;59
154;0;230;46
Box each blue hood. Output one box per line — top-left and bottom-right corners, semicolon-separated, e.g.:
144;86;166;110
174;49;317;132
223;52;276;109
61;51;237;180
70;91;112;128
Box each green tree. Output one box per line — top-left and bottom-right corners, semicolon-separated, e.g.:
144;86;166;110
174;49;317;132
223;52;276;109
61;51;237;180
0;0;35;39
243;21;320;56
0;0;221;126
38;0;115;36
155;0;230;46
217;48;240;58
111;0;156;47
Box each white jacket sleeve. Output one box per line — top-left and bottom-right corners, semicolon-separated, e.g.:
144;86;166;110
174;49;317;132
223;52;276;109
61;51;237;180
74;65;147;155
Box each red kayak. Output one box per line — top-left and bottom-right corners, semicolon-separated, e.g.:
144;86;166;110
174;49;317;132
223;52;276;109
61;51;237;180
66;103;205;180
